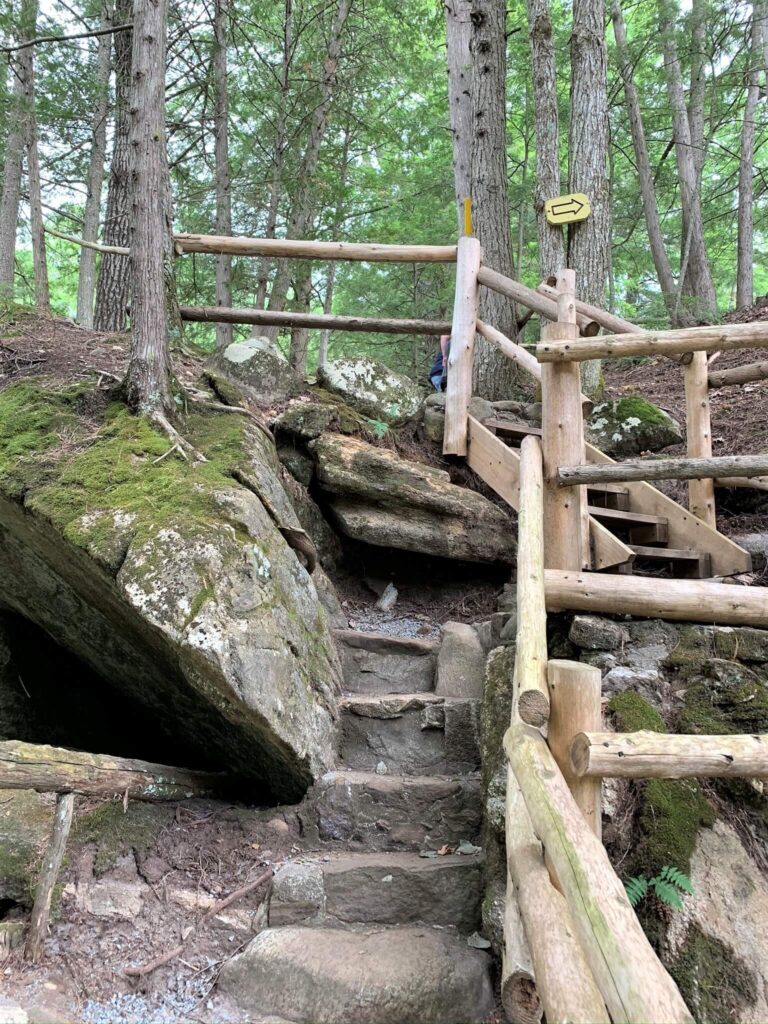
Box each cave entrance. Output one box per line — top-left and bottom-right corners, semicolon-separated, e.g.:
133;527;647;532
0;612;220;774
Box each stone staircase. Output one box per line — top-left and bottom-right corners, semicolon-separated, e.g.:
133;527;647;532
218;628;495;1024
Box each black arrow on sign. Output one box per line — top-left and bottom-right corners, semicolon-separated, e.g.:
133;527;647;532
551;197;585;216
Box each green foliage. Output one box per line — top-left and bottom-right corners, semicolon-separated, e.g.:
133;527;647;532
625;866;694;912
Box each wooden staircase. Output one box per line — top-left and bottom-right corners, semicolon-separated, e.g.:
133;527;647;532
467;414;752;580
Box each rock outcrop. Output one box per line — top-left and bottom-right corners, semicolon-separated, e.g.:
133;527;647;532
317;357;424;426
208;335;301;404
586;396;683;456
308;433;515;563
0;381;342;800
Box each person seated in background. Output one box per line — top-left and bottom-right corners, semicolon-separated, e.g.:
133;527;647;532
429;334;451;391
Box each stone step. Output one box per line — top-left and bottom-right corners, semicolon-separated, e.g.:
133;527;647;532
333;628;437;695
309;769;482;851
269;850;483;932
218;924;494;1024
339;694;480;776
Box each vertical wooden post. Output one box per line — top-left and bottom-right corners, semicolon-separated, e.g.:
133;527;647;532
547;660;602;839
26;792;75;962
443;234;481;456
684;351;716;527
541;269;589;569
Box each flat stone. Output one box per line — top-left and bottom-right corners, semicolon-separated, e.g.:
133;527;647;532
83;878;148;920
309;770;482;851
602;666;662;702
436;623;485;698
569;615;630;651
334;629;437;694
269;863;324;926
217;925;494;1024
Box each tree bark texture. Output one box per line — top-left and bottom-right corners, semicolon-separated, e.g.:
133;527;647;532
289;263;313;376
736;2;764;310
659;0;717;321
469;0;519;400
525;0;565;278
611;0;680;323
213;0;232;349
445;0;473;237
77;0;113;326
94;0;132;332
261;0;351;343
23;20;50;312
123;0;177;417
568;0;609;398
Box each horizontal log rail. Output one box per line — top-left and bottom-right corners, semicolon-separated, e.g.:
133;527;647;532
180;305;451;335
557;453;768;488
173;233;458;263
477;265;600;335
544;570;768;627
571;730;768;778
537;321;768;363
476;319;542;380
708;359;768;389
0;740;224;799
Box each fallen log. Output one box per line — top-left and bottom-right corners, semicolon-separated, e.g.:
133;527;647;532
180;305;451;335
26;793;75;962
571;730;768;778
708;359;768;389
557;453;768;488
0;741;224;799
544;570;768;628
536;320;768;364
505;724;694;1023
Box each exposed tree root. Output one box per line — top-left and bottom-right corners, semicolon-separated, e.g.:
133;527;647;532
150;410;208;463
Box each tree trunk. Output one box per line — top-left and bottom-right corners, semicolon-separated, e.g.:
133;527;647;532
659;0;717;321
77;0;113;327
213;0;232;349
0;49;27;297
123;0;179;419
736;3;764;310
261;0;351;344
289;264;313;377
444;0;473;236
611;0;680;323
469;0;519;400
253;0;293;313
94;0;132;332
23;31;49;312
317;126;351;369
525;0;565;278
567;0;609;398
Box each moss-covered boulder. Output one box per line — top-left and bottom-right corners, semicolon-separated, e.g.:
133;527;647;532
587;397;682;456
208;336;301;405
0;789;54;905
308;432;515;563
317;357;424;426
0;381;341;801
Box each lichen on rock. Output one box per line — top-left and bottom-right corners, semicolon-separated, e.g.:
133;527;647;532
317;357;425;426
586;396;682;456
208;335;301;404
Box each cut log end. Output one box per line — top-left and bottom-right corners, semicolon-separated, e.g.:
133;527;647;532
517;690;550;727
569;731;591;777
501;973;542;1024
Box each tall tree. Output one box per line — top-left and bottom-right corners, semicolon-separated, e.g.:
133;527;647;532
611;0;679;321
123;0;180;424
469;0;518;400
444;0;472;237
77;1;113;327
568;0;609;396
212;0;232;348
659;0;717;321
525;0;565;278
94;0;132;332
22;9;49;312
736;2;764;309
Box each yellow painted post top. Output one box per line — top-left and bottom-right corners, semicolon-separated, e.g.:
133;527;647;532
544;193;591;225
463;196;473;236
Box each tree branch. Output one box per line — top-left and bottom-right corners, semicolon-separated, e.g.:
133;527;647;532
1;22;132;53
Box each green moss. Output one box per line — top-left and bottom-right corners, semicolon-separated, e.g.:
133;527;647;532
608;692;666;733
635;779;715;876
614;396;669;426
679;661;768;736
670;925;757;1024
202;371;247;409
74;801;171;875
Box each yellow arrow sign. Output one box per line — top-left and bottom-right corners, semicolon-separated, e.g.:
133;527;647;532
544;193;591;225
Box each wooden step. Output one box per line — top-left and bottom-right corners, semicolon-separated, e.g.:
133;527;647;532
586;483;630;511
485;419;543;442
627;545;712;579
587;505;669;545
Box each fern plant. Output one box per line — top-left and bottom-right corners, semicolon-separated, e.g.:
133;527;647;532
625;866;693;911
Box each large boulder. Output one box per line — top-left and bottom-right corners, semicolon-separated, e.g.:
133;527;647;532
0;789;54;905
317;357;424;426
208;335;301;404
0;382;342;801
586;397;682;456
308;433;515;563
